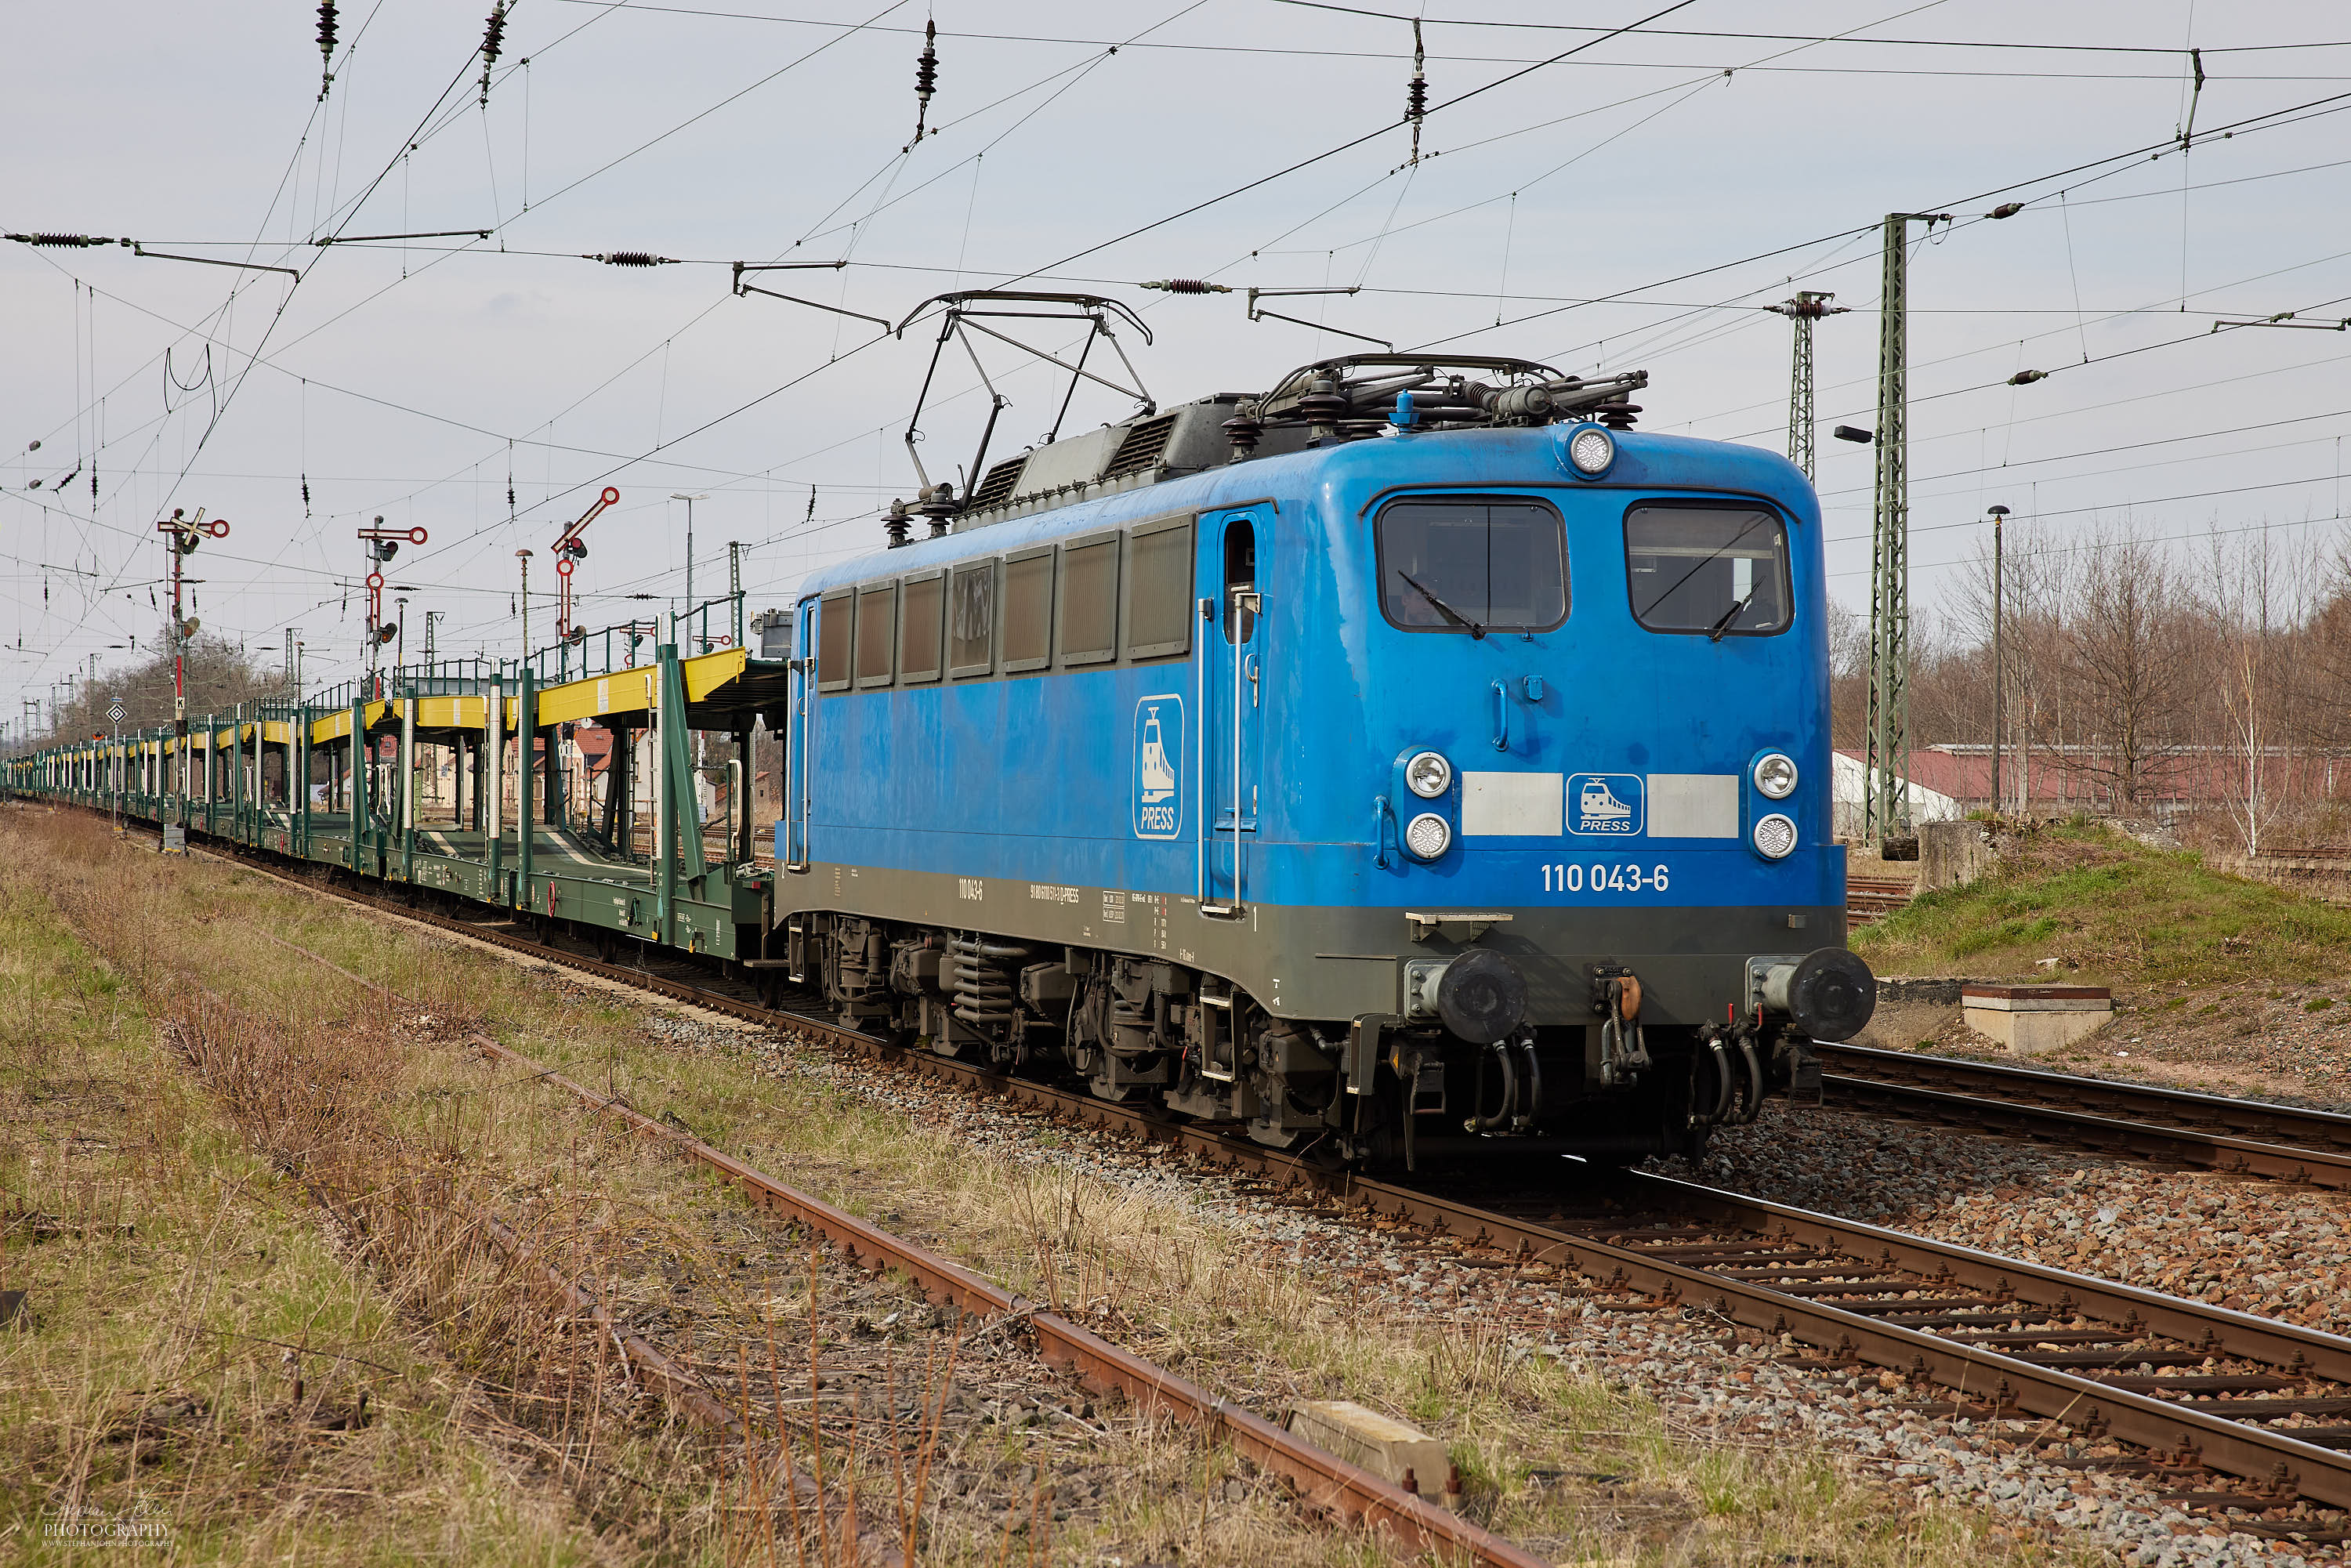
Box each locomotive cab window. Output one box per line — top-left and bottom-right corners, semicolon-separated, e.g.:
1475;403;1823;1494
1624;503;1791;637
1375;497;1567;635
1223;516;1257;644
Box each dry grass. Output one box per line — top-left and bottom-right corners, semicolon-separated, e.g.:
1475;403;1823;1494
0;828;597;1563
661;1056;2099;1566
0;808;2110;1566
2;812;1396;1566
0;813;919;1566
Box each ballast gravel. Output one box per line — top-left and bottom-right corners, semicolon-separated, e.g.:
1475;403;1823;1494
634;1007;2346;1567
1686;1103;2351;1337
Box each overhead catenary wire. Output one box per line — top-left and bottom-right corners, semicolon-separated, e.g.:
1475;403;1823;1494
16;10;2351;706
543;0;2351;75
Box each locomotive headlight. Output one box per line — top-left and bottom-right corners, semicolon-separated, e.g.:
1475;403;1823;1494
1404;812;1452;860
1566;424;1616;477
1751;812;1799;860
1752;752;1798;799
1404;750;1451;799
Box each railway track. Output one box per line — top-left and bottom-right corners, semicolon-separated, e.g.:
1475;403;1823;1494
1817;1041;2351;1193
196;851;2351;1541
185;845;1539;1566
1846;875;1916;929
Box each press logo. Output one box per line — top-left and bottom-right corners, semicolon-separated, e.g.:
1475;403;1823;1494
1132;694;1184;839
1567;773;1644;836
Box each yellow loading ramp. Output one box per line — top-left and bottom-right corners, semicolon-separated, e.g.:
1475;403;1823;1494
292;650;781;748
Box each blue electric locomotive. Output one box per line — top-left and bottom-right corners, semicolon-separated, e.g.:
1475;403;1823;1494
770;336;1874;1165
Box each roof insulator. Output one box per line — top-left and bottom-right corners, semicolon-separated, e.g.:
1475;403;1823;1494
907;19;939;148
1405;19;1427;166
317;2;338;100
587;252;676;267
479;3;507;107
1142;279;1231;295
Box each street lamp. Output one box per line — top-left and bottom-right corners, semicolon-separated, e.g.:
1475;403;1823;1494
1987;505;2012;816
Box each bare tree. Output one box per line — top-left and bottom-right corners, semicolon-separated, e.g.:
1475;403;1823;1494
1944;527;2074;811
2063;524;2201;810
2199;523;2319;853
1827;598;1868;748
38;628;282;748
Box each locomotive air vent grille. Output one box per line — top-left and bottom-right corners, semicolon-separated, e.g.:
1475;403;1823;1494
1102;413;1179;480
969;454;1030;510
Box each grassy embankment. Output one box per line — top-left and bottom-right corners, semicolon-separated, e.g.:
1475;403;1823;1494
0;821;601;1564
1856;819;2351;994
2;808;2102;1565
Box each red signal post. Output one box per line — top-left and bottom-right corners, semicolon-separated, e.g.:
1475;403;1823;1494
154;508;230;737
356;522;428;687
552;487;619;642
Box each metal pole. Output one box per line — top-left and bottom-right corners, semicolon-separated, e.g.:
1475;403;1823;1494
516;551;534;664
1864;212;1949;848
1768;292;1846;480
1988;504;2010;816
517;669;534;908
169;524;185;820
673;494;708;651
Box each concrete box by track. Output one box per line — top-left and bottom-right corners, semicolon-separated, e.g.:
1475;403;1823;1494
1962;983;2112;1056
1289;1400;1451;1507
1918;819;1997;891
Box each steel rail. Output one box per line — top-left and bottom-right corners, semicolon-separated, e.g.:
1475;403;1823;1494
1820;1040;2351;1153
176;839;1541;1564
1355;1169;2351;1385
463;1034;1545;1566
472;1203;921;1568
1407;1176;2351;1508
153;826;2351;1515
310;882;2351;1510
1820;1073;2351;1190
154;956;911;1566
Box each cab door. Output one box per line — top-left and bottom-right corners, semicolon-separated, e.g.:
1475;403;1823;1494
1200;505;1269;916
782;595;818;871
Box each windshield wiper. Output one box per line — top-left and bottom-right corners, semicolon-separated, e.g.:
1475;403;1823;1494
1397;571;1486;639
1706;588;1758;642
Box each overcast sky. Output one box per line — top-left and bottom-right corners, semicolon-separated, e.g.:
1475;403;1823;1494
5;0;2349;718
